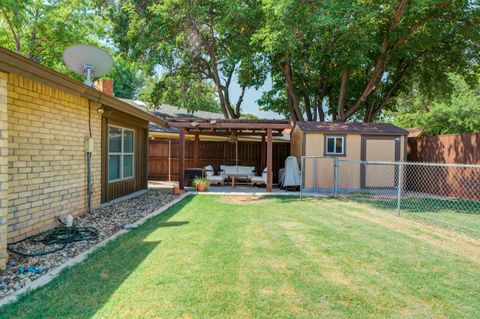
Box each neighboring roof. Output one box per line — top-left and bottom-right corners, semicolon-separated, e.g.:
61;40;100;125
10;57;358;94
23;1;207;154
295;122;408;135
405;127;425;138
0;47;166;126
120;99;224;133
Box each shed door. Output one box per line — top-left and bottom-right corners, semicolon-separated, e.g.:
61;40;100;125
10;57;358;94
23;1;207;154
361;136;400;188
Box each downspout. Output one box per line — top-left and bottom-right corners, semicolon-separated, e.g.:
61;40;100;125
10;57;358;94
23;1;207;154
86;101;93;213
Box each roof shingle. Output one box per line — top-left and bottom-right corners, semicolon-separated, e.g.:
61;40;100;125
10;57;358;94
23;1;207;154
295;122;408;135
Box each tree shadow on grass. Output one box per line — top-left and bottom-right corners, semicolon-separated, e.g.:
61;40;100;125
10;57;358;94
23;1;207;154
0;196;193;319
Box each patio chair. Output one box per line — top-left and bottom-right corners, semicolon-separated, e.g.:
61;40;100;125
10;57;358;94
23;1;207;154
250;168;267;187
203;165;225;186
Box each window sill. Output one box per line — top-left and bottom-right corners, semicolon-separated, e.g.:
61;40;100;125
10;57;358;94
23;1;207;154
108;177;135;184
323;153;347;157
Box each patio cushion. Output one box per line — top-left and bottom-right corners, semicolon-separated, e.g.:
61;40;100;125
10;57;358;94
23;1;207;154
251;175;266;184
220;165;255;177
262;168;267;179
204;165;214;177
207;175;224;182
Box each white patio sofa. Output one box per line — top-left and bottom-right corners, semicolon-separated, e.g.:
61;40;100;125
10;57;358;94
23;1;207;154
220;165;256;183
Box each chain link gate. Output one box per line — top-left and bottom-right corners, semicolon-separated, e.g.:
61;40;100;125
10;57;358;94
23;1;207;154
300;156;480;215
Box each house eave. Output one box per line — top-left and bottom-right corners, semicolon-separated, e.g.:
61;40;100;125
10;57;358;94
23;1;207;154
0;47;166;127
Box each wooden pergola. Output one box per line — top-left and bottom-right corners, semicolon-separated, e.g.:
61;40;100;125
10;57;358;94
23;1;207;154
166;119;292;192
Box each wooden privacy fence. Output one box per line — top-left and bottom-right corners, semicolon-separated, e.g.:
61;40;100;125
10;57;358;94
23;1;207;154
408;133;480;164
407;133;480;200
148;139;290;183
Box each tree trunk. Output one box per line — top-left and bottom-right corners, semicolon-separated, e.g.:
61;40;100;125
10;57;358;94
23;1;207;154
234;85;246;119
279;59;304;121
317;96;325;122
313;95;318;121
329;94;337;121
304;95;312;121
337;69;349;121
205;44;233;119
1;7;21;52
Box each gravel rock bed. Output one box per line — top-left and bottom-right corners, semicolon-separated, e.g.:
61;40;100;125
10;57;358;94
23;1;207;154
0;189;185;298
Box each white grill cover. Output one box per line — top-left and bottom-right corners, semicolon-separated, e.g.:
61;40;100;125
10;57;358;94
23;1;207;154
281;156;301;187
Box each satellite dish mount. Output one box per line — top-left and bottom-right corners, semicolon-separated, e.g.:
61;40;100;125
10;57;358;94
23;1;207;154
83;64;94;86
63;44;113;87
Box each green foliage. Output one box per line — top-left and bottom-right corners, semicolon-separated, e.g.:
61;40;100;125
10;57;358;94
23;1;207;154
105;0;262;118
0;1;147;99
110;55;144;99
192;177;209;187
391;73;480;135
1;0;478;121
139;74;220;113
241;113;258;120
254;0;479;122
0;0;105;73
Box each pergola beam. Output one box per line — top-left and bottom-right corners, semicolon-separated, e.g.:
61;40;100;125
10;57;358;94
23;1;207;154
184;130;284;137
168;122;291;130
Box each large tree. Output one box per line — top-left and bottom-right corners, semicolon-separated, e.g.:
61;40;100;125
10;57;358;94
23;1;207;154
106;0;264;118
139;73;221;113
255;0;479;122
390;73;480;134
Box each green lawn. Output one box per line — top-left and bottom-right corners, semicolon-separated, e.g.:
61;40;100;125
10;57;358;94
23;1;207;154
348;195;480;239
2;195;480;319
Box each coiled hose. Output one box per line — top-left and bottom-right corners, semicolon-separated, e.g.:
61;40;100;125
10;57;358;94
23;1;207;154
7;219;98;257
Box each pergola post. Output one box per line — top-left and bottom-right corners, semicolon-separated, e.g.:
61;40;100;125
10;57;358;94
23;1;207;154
194;133;199;168
261;135;266;169
266;128;273;192
179;128;185;189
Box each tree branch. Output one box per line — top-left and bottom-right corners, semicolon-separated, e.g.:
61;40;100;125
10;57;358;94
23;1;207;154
337;69;349;121
1;6;21;52
235;85;246;118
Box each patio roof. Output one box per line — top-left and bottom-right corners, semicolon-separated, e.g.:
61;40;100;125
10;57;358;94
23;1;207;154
166;118;292;136
167;119;293;193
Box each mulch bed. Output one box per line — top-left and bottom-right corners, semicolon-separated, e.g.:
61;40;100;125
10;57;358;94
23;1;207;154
0;189;185;298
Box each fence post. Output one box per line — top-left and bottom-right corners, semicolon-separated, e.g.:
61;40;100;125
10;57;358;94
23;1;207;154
334;158;339;197
396;162;403;216
300;156;304;200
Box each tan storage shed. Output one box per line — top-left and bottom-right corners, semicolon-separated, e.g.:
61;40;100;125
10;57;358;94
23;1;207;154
291;122;408;192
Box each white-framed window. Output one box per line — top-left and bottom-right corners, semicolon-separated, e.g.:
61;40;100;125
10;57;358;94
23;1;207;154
325;136;345;156
108;125;135;182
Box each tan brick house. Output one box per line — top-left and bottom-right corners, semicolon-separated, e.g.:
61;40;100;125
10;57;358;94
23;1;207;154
0;48;165;269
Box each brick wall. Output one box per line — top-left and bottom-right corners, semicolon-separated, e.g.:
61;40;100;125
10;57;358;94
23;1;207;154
6;73;102;244
0;72;8;269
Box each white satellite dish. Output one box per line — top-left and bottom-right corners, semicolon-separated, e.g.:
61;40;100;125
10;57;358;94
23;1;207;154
63;44;114;87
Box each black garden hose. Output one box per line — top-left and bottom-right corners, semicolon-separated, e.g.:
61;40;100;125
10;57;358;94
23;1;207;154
7;222;98;257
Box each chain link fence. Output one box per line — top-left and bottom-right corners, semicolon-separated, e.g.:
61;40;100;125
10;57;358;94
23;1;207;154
300;156;480;215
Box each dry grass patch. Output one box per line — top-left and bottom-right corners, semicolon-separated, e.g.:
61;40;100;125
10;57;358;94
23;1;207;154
344;202;480;263
217;195;274;205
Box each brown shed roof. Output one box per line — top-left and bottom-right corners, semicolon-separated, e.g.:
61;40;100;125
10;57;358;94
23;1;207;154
295;122;408;135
